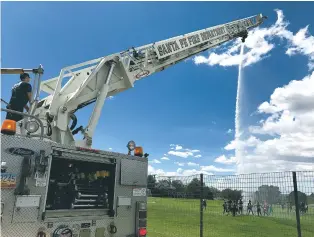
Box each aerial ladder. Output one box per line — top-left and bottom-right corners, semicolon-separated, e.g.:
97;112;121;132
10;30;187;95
1;14;267;148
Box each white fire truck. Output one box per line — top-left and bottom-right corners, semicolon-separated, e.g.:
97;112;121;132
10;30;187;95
1;13;266;237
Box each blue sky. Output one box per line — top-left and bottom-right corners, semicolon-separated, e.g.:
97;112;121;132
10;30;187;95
2;2;314;176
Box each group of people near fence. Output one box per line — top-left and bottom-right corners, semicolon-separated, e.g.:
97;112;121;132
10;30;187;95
299;202;309;214
281;201;308;214
222;199;273;217
201;199;309;217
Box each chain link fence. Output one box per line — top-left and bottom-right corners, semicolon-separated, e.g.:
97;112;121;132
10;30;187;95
147;171;314;237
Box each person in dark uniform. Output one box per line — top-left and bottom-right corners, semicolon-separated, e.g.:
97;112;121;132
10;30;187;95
202;199;207;210
227;199;232;215
247;200;254;215
232;201;237;217
6;73;32;122
300;202;306;214
238;199;243;215
256;202;262;216
222;200;228;215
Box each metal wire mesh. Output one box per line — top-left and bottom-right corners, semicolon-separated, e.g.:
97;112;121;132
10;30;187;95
147;175;200;237
147;171;314;237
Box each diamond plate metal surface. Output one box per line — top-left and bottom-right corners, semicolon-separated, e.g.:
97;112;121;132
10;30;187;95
12;206;40;223
1;134;148;237
121;159;148;186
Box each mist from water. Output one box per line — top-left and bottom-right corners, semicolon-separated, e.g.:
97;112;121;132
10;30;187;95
235;44;245;171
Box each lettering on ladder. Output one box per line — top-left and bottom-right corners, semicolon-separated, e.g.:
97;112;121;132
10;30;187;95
154;26;227;58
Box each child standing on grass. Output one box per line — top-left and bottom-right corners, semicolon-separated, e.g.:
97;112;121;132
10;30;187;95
202;199;207;210
268;204;273;215
263;202;269;216
247;200;254;215
232;201;237;217
227;200;232;215
223;201;228;215
238;199;243;215
257;202;262;216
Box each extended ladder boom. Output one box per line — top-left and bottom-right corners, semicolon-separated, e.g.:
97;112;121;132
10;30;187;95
32;14;266;147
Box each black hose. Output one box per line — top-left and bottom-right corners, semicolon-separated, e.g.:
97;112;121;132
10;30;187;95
69;113;77;131
47;124;52;136
72;125;83;135
46;113;53;136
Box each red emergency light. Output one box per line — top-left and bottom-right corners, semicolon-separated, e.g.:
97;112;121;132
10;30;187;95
139;228;147;236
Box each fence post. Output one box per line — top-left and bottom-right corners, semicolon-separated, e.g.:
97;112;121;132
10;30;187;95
200;173;204;237
292;171;302;237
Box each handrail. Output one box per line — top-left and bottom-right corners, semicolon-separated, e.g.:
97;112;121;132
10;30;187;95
1;108;44;140
29;64;44;116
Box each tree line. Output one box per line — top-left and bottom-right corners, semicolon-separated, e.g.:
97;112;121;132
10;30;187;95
147;175;314;204
148;175;242;200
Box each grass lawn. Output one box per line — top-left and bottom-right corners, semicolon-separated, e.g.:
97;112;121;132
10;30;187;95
147;197;314;237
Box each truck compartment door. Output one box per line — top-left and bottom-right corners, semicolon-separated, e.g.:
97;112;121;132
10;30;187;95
120;159;147;186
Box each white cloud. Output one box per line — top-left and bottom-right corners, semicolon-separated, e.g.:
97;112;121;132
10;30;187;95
193;9;314;71
161;157;170;160
108;148;112;150
168;150;193;158
168;145;201;158
194;154;202;158
285;25;314;70
174;162;185;167
224;140;237;150
200;165;235;172
169;144;183;150
214;155;237;165
257;74;314;115
108;96;114;100
148;165;214;176
233;71;314;173
178;169;213;176
148;165;165;175
187;162;199;167
227;129;233;134
190;149;201;153
149;159;161;164
175;145;183;150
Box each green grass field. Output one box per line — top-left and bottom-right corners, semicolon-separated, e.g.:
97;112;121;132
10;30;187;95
147;197;314;237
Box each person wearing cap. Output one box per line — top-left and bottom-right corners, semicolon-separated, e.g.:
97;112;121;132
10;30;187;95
6;73;32;121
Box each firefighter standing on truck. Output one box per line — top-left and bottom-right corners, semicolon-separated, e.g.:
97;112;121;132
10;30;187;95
6;73;32;122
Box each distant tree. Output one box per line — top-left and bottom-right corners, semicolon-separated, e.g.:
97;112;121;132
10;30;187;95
254;185;281;204
208;187;221;199
288;191;307;204
221;188;242;201
203;186;215;200
171;180;186;192
185;178;215;199
308;193;314;204
147;175;157;189
280;193;289;202
154;179;175;197
186;178;202;198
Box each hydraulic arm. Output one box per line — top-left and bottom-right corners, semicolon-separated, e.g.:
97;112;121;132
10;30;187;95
21;14;266;147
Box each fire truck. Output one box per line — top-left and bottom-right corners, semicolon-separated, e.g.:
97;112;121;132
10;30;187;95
0;13;266;237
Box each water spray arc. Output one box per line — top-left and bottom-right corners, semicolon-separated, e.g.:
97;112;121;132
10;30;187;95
235;44;245;168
